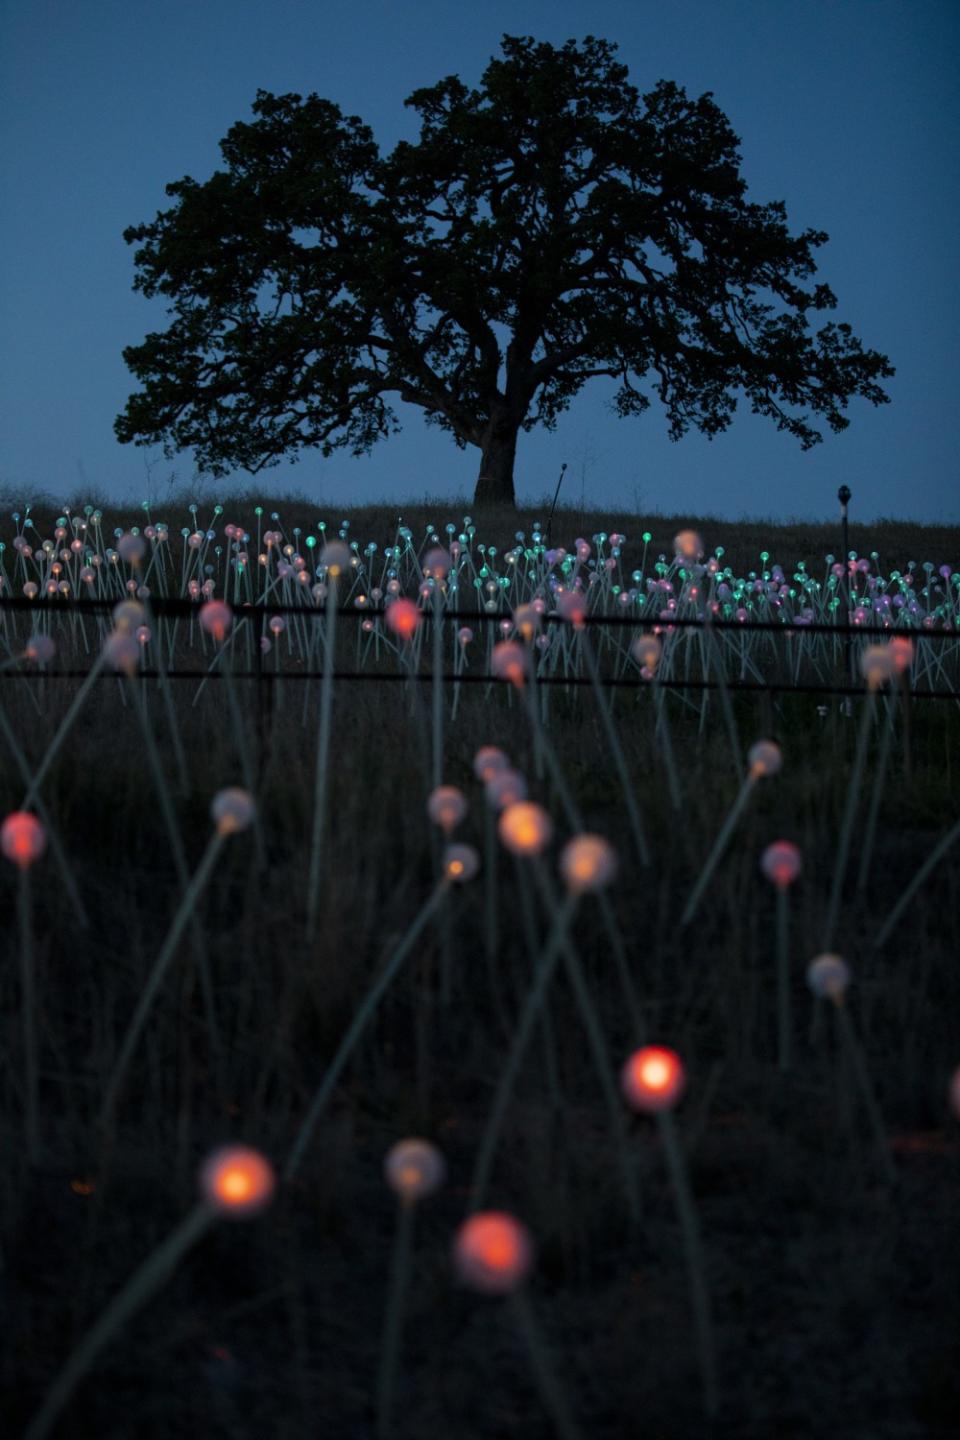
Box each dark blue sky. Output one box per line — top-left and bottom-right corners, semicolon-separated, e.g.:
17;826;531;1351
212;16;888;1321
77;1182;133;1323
2;0;957;522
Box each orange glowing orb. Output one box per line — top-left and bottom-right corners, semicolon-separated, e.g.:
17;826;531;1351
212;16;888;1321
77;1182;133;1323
621;1045;686;1113
560;834;617;893
453;1211;533;1293
199;1145;275;1218
498;801;553;857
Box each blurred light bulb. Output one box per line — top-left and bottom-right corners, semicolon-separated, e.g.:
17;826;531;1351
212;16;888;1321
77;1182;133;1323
199;1145;275;1218
384;1138;445;1201
211;788;255;836
621;1045;686;1113
498;801;553;856
560;834;617;893
453;1211;533;1294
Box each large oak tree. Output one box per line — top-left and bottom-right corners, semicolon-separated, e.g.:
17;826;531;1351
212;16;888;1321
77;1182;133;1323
115;34;894;507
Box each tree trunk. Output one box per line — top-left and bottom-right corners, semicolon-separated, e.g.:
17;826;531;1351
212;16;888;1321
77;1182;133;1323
473;413;519;508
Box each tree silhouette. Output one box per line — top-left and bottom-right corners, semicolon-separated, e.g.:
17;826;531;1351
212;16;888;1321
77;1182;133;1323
115;34;894;507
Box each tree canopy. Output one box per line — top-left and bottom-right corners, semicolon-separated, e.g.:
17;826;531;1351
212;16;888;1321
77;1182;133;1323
115;33;894;507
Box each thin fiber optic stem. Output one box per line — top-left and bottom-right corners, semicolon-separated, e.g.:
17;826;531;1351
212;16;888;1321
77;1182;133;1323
855;695;895;893
834;999;897;1186
306;575;339;939
822;688;877;949
19;866;39;1165
285;880;448;1180
21;650;108;809
873;813;960;949
432;587;443;789
23;1203;213;1440
100;831;226;1129
509;1289;584;1440
680;775;755;929
579;628;650;867
376;1198;416;1440
470;893;578;1212
775;885;792;1072
657;1109;719;1420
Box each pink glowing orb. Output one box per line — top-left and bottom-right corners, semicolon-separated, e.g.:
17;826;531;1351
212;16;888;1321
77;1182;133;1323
1;811;46;869
621;1045;686;1113
453;1212;533;1294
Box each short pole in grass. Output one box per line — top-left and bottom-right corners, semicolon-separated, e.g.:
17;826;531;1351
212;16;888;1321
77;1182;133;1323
807;955;897;1186
469;834;617;1213
23;1146;275;1440
377;1139;445;1440
680;739;782;930
760;841;802;1072
1;810;47;1165
306;541;351;939
99;788;256;1131
453;1212;584;1440
285;843;479;1182
621;1046;719;1421
821;646;896;950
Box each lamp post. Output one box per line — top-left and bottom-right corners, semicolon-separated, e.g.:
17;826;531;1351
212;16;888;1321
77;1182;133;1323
838;485;853;713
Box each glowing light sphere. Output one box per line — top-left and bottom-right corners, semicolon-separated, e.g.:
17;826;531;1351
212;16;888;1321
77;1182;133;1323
557;591;587;628
949;1066;960;1121
560;834;617;893
442;843;480;883
103;630;140;675
200;600;233;643
1;811;46;868
386;598;421;640
860;645;897;689
513;603;541;640
453;1211;533;1294
674;530;705;562
807;953;851;1001
117;533;146;565
384;1138;445;1201
485;769;528;811
112;599;145;632
473;746;509;782
621;1045;686;1113
498;801;553;856
427;785;468;836
320;540;352;578
632;635;662;672
423;547;451;578
491;641;530;688
761;841;802;889
24;634;55;663
199;1145;275;1219
748;740;782;779
889;637;915;675
211;787;256;836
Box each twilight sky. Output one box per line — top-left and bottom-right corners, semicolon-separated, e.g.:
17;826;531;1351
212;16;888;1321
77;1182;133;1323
2;0;957;523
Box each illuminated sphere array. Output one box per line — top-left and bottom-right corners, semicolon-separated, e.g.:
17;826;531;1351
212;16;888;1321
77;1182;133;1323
560;834;617;894
498;801;553;857
199;1145;276;1218
453;1211;533;1294
621;1046;687;1113
1;811;47;869
211;788;256;836
384;1138;446;1201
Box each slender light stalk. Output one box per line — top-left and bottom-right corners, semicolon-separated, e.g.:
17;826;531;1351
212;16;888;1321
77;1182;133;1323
775;884;791;1072
579;628;650;867
19;865;39;1165
509;1289;585;1440
21;650;107;809
822;689;878;948
376;1198;416;1440
657;1109;719;1420
99;831;226;1129
873;813;960;949
306;575;339;939
680;775;755;929
286;880;449;1180
432;586;443;790
833;999;897;1185
855;695;895;893
470;893;578;1211
23;1204;214;1440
